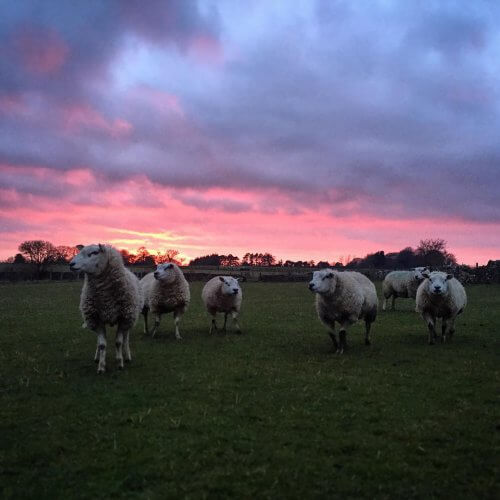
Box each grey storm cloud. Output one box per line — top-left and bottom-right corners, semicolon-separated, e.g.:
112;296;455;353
0;0;499;222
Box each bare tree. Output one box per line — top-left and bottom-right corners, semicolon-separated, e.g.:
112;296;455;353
156;249;184;265
417;238;456;267
18;240;58;276
54;245;79;263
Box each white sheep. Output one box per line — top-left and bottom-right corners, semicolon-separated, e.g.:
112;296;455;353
415;271;467;344
382;267;429;311
309;269;378;354
201;276;242;334
140;263;190;339
69;244;143;373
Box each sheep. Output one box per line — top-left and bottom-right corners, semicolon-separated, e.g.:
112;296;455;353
382;267;429;311
201;276;242;334
69;244;143;373
140;263;190;340
415;271;467;344
308;269;378;354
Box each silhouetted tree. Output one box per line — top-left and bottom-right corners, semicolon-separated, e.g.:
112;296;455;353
13;253;26;264
189;254;222;266
18;240;58;275
156;249;183;265
54;245;79;263
220;254;240;266
132;246;155;266
417;239;456;267
396;247;416;268
120;249;133;265
317;261;330;268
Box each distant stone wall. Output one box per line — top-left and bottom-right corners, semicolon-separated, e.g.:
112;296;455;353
1;262;499;284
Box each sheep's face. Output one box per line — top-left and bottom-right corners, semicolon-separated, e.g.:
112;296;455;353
424;271;453;296
69;244;106;275
309;269;336;294
154;263;177;282
413;267;428;281
219;276;241;296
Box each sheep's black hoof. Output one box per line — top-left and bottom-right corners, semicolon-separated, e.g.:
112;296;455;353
365;339;371;346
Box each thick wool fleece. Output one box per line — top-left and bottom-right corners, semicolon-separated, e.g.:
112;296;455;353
202;277;242;315
316;271;378;329
80;246;143;331
141;266;190;316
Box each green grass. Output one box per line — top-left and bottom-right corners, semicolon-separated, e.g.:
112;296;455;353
0;281;498;499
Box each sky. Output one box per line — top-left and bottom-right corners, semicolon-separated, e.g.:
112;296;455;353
0;0;499;265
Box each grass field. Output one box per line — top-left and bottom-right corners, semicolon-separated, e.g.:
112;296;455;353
0;280;498;499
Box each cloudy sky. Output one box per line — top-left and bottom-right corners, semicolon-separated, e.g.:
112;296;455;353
1;0;499;264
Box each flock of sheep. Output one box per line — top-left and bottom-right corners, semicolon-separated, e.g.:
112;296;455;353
69;244;467;373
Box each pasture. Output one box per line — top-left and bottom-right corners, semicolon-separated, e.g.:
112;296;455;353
0;281;498;499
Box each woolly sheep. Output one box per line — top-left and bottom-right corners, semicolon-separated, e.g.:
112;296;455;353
309;269;378;354
140;263;190;340
415;271;467;344
382;267;429;311
69;244;143;373
201;276;242;334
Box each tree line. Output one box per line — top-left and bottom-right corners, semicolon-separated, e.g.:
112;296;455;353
4;238;459;271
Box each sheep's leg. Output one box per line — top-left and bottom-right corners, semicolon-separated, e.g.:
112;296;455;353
115;329;124;370
173;310;183;340
223;313;228;332
143;309;149;335
442;318;455;343
123;330;132;362
382;297;387;311
328;323;338;352
338;329;347;354
391;295;396;311
95;326;107;374
209;315;218;334
150;314;161;338
422;312;437;345
232;311;241;334
364;320;372;346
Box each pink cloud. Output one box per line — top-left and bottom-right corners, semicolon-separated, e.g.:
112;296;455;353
12;26;69;74
63;104;133;137
1;170;498;266
130;86;185;118
188;35;225;65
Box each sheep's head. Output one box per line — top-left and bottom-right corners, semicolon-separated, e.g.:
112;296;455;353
154;262;177;283
423;271;453;296
309;269;336;294
413;267;429;281
219;276;241;296
69;244;107;275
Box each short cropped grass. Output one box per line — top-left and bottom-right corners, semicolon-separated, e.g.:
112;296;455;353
0;281;498;499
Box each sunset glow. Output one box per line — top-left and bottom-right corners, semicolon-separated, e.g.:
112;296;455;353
1;2;499;265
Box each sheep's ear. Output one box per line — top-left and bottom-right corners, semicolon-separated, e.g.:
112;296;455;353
422;270;430;278
446;274;453;280
326;272;334;279
98;243;104;253
219;276;225;282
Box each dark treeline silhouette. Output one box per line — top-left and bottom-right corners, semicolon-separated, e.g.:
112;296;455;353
2;238;467;271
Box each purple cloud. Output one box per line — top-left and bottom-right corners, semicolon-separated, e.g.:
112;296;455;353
0;0;499;225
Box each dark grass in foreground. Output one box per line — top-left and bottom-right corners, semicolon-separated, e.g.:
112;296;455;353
0;281;498;499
